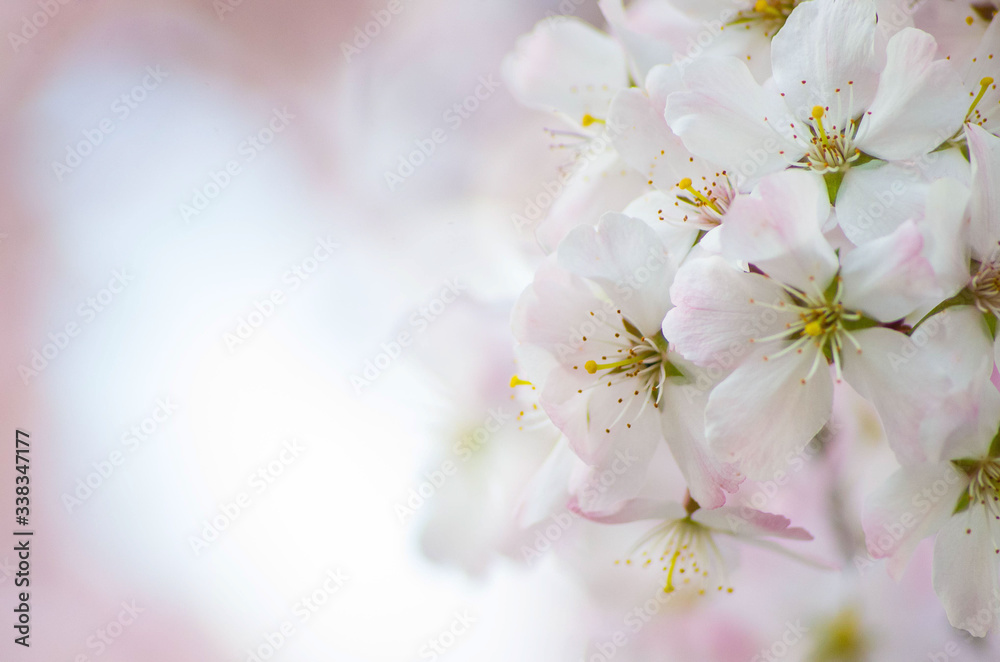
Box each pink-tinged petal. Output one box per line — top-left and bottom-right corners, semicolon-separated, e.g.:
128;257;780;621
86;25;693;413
511;257;608;378
662;256;797;366
568;496;686;524
930;305;998;392
933;507;1000;637
841;327;949;464
920;177;973;299
621;190;701;248
516;437;580;528
937;375;1000;462
968;123;1000;261
706;344;834;481
537;364;605;463
558;213;675;333
598;0;682;82
659;383;743;509
645;63;683;110
570;414;665;512
907;307;996;462
721;169;839;294
835;149;971;245
666;56;800;177
535;150;649;253
837;162;928;243
860;28;967;161
620;65;721;188
539;366;662;472
695;506;812;541
839;220;939;322
907;0;989;63
862;461;968;579
502;18;629;126
771;0;879;128
608;87;691;193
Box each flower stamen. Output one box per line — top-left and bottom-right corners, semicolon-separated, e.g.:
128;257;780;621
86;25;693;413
678;177;723;215
968;77;996;121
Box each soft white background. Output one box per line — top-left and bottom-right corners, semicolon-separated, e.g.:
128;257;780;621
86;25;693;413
0;0;598;659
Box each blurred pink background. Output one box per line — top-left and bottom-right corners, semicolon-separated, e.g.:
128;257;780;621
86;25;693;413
5;1;996;660
0;0;597;659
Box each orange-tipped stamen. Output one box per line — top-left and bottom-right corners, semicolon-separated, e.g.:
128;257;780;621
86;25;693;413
581;114;605;128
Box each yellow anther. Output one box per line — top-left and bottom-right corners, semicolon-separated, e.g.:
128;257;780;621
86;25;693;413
678;177;723;215
968;77;995;119
510;375;533;388
754;0;778;14
812;107;832;150
582;114;605;127
804;321;824;337
585;356;647;375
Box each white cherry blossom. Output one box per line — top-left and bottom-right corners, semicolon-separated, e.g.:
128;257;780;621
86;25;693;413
512;214;741;510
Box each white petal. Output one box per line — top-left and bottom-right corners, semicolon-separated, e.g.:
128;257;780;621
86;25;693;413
919;177;973;298
502;18;629;126
666;56;800;177
859;28;967;161
570;402;664;512
835;149;971;245
540;365;661;479
516;437;579;527
645;63;683;109
662;256;797;366
621;190;701;249
659;382;743;509
841;327;949;464
839;220;939;322
608;87;692;192
771;0;880;128
933;507;1000;637
721;169;839;294
535;150;648;253
862;461;968;579
512;259;607;363
706;344;834;481
558;213;676;333
968;123;1000;261
837;162;925;243
936;372;1000;461
598;0;680;82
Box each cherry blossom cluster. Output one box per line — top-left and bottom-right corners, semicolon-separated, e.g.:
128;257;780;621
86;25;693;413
499;0;1000;640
